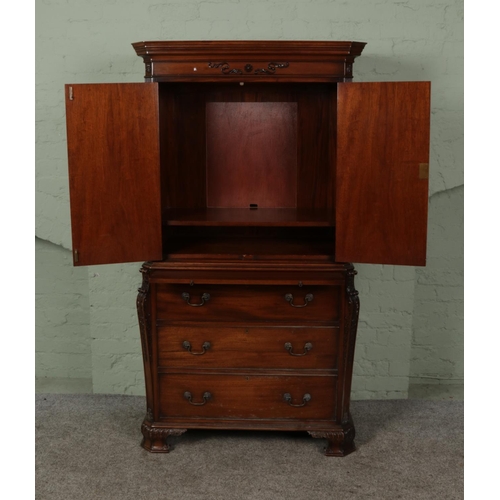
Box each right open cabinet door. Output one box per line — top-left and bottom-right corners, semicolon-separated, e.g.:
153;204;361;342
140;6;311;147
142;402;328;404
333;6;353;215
335;82;431;266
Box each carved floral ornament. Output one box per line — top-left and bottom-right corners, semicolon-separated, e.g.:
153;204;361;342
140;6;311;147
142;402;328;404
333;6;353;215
208;61;290;75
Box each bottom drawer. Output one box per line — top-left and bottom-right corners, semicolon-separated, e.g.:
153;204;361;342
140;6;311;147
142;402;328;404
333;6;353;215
159;373;336;420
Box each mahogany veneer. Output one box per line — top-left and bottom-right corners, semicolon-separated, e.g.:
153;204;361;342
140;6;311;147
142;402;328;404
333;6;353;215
138;259;359;456
159;373;337;420
336;82;430;265
157;325;339;370
206;102;298;209
156;284;341;323
162;208;335;227
132;40;366;82
64;40;430;456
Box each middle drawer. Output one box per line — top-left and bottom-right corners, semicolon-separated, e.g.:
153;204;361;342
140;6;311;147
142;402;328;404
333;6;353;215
158;325;339;370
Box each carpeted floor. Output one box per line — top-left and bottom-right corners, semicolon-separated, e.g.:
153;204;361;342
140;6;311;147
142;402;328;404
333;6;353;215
36;395;463;500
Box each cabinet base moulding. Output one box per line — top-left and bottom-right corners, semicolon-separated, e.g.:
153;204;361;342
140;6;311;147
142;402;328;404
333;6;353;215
140;416;355;456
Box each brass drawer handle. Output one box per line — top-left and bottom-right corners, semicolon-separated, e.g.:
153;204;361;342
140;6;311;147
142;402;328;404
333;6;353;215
182;341;211;355
184;391;212;406
283;393;311;407
284;342;313;356
284;293;313;308
181;292;210;307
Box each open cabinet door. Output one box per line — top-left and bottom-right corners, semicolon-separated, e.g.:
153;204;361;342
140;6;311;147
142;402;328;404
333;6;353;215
65;83;162;266
336;82;430;266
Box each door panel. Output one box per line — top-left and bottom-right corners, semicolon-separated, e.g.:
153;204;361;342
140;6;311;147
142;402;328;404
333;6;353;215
336;82;430;266
65;83;162;266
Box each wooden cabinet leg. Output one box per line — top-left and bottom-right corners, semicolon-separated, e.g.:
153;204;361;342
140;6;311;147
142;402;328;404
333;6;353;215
308;421;355;457
141;420;187;453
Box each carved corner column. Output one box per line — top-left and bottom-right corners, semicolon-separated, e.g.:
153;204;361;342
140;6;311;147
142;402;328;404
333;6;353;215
341;264;360;425
137;264;156;437
308;264;359;457
137;263;188;453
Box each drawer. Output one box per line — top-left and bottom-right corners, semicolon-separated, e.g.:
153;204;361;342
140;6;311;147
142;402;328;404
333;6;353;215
155;284;341;324
159;373;336;420
149;60;346;81
158;325;339;370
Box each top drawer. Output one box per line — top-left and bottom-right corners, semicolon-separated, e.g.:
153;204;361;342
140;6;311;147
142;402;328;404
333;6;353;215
156;284;341;324
148;60;347;81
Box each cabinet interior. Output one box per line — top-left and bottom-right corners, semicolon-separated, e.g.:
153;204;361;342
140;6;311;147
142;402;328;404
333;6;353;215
158;82;337;259
163;226;335;260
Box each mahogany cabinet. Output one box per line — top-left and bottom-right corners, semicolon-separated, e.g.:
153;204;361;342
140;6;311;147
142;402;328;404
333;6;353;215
64;41;431;456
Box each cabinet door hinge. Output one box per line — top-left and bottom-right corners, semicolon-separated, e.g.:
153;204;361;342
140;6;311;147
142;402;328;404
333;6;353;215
419;163;429;179
74;249;79;263
68;86;74;100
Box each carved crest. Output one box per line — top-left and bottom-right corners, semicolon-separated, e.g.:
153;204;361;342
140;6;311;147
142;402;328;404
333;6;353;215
208;62;290;75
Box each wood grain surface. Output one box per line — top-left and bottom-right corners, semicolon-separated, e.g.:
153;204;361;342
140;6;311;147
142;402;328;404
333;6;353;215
155;284;341;324
206;102;298;208
163;208;334;226
336;81;430;265
65;83;162;265
158;325;339;369
159;373;336;420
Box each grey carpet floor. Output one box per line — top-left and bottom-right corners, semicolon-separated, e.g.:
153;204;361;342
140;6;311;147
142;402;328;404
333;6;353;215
36;395;463;500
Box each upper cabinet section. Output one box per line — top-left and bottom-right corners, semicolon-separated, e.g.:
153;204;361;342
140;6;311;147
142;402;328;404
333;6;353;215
132;41;366;82
64;41;431;268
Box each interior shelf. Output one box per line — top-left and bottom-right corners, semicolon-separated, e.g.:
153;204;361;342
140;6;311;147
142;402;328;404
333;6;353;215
163;208;335;227
164;235;334;261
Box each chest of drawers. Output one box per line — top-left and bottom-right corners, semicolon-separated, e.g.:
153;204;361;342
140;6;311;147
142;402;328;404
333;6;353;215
138;259;359;456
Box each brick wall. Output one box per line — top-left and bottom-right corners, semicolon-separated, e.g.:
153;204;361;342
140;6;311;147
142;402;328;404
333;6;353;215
35;0;464;398
35;238;91;380
410;186;464;386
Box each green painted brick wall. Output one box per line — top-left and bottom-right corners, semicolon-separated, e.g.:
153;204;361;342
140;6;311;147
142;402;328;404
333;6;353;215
35;238;91;379
35;0;464;398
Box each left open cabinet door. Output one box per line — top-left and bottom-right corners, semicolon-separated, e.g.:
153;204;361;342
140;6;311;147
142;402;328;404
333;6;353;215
65;83;163;266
